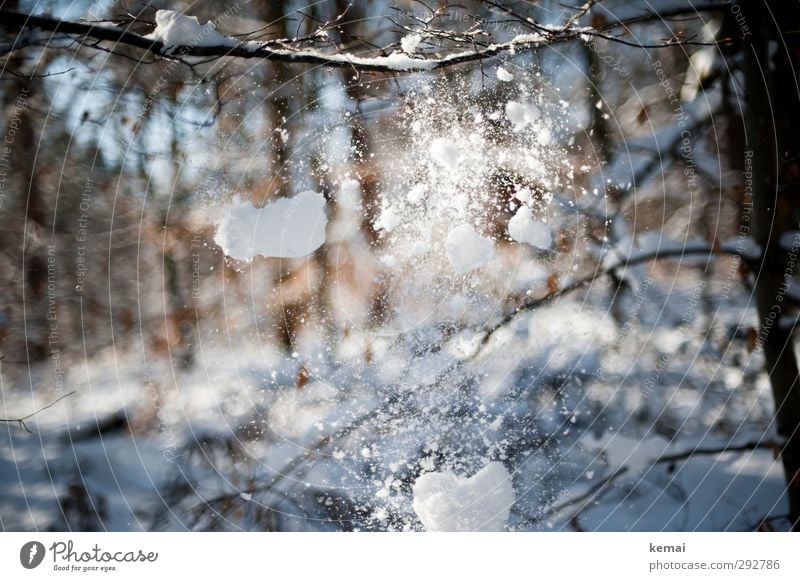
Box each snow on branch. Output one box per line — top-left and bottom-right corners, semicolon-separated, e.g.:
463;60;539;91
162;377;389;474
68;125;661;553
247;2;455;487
0;5;729;73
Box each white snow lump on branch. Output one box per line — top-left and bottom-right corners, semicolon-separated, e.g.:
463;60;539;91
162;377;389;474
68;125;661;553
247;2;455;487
214;191;328;261
412;463;514;531
146;10;239;53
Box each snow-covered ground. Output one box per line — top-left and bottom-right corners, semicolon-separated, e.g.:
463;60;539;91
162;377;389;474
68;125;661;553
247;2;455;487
1;277;788;532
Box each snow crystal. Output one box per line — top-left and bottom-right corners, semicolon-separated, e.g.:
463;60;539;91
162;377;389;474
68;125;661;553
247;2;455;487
214;191;327;261
146;10;238;54
508;206;551;249
401;33;422;54
429;137;461;169
505;100;541;132
412;462;514;531
496;66;514;82
445;225;495;274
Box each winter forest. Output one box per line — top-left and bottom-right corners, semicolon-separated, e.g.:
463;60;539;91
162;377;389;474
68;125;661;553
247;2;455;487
1;0;799;533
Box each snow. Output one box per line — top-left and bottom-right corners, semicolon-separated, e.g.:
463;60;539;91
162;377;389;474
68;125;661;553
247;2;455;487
509;32;546;45
508;206;552;249
318;51;438;71
267;381;338;439
505;100;541;131
445;225;495;274
401;33;422;54
429;137;461;169
496;66;514;82
412;463;514;531
375;204;402;232
582;432;672;473
145;10;238;54
7;40;791;534
407;183;427;204
214;191;328;261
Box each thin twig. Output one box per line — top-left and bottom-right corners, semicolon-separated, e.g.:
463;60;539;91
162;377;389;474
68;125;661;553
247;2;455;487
0;391;76;433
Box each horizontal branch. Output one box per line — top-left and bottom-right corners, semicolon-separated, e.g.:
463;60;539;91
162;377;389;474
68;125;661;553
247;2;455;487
0;6;730;73
655;440;780;464
0;390;76;433
530;438;780;527
473;243;742;357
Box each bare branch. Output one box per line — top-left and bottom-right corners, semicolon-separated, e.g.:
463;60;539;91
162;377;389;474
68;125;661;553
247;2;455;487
656;440;781;464
472;243;748;358
0;390;76;433
0;7;729;74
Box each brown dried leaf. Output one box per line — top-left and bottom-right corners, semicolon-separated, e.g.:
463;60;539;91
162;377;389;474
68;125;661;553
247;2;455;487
547;273;559;296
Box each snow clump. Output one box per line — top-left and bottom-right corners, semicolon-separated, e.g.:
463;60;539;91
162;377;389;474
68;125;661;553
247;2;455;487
412;462;514;531
445;225;495;274
214;191;328;261
508;206;551;249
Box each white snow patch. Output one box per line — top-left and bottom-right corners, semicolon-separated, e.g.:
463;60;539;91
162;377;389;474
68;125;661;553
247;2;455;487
375;205;402;232
412;463;514;531
336;178;361;210
214;191;327;261
407;183;427;205
429;137;461;169
505;100;540;131
351;51;436;71
496;66;514;82
401;33;422;54
445;225;495;274
267;381;338;439
146;10;238;54
508;206;551;249
583;432;672;473
514;187;532;204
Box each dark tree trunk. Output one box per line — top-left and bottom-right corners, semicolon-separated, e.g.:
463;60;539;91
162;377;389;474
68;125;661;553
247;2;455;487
744;0;800;530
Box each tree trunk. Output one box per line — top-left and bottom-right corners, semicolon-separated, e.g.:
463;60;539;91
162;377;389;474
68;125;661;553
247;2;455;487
744;1;800;530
